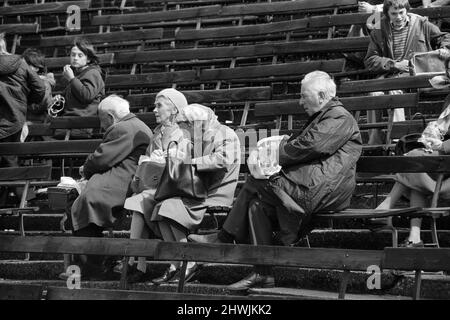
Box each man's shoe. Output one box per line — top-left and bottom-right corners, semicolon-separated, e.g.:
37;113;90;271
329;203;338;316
187;233;223;244
151;268;178;285
227;272;275;291
170;264;202;284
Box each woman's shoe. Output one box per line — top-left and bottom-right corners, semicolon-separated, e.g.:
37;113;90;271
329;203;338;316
170;264;202;284
151;268;178;285
399;240;424;248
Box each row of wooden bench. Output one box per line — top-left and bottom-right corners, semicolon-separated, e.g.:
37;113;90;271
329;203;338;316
0;235;449;299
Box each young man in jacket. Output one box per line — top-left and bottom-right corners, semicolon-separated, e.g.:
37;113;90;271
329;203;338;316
188;71;363;290
364;0;450;145
0;34;46;207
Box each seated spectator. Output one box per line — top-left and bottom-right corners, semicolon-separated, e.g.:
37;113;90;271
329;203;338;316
120;88;188;283
59;38;105;138
364;0;450;145
375;99;450;247
21;48;55;128
149;103;241;285
0;33;46;206
62;95;153;280
188;71;363;290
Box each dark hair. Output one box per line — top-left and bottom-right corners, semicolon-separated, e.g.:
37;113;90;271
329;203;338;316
383;0;411;16
72;38;99;65
22;48;46;74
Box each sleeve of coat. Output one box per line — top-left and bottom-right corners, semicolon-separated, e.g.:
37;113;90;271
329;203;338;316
364;30;396;72
427;20;450;50
83;125;135;179
68;69;104;105
278;110;356;167
193;130;241;172
25;62;46;105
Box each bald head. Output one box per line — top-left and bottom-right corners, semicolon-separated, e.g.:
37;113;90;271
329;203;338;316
98;95;130;130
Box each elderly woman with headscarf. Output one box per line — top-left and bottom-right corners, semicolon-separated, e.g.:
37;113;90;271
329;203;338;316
120;88;189;283
149;103;241;285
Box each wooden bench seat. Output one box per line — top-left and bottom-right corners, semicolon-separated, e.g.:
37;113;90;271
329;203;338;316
0;165;52;251
45;53;115;70
91;0;358;26
0;23;38;34
39;28;164;49
0;235;447;299
101;59;345;89
0;0;91;16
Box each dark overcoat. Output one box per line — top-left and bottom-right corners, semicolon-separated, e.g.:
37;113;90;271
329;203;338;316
269;98;363;242
71;113;153;231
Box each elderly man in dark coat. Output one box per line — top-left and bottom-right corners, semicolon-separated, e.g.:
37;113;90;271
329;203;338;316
189;71;362;290
68;94;153;279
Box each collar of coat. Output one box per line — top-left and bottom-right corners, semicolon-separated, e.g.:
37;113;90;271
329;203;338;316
104;113;136;136
298;98;342;136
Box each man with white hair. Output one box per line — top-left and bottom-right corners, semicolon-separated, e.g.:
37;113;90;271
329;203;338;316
67;94;153;280
189;71;362;290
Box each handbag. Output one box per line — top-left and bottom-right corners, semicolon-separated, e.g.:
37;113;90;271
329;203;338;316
154;140;207;201
410;50;447;76
131;161;166;194
394;113;426;155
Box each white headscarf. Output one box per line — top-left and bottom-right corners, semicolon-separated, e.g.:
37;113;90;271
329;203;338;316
178;103;220;132
155;88;188;114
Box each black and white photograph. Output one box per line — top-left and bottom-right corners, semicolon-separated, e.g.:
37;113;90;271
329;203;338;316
0;0;450;307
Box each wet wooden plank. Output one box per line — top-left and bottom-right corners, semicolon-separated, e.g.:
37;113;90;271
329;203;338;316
0;23;38;34
255;94;418;116
126;87;271;106
0;166;51;181
154;242;382;271
46;286;252;300
338;75;434;94
46;53;114;69
0;236;160;257
0;1;90;16
40;28;163;48
0;283;43;300
115;38;368;64
383;248;450;272
356;156;450;173
92;0;356;25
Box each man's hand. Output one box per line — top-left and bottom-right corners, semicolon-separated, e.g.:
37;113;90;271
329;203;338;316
394;60;410;72
62;64;75;81
358;1;375;13
79;166;85;178
438;48;450;60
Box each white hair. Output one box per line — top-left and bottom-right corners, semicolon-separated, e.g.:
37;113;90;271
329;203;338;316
98;95;130;119
301;71;336;100
0;33;9;55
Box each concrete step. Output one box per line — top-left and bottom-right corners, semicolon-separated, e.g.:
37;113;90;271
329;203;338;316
1;229;450;260
1;261;449;299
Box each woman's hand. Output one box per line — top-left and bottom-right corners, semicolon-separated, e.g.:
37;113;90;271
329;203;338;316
438;48;450;60
62;64;75;81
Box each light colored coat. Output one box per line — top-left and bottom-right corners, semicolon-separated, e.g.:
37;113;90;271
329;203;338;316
151;122;241;230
